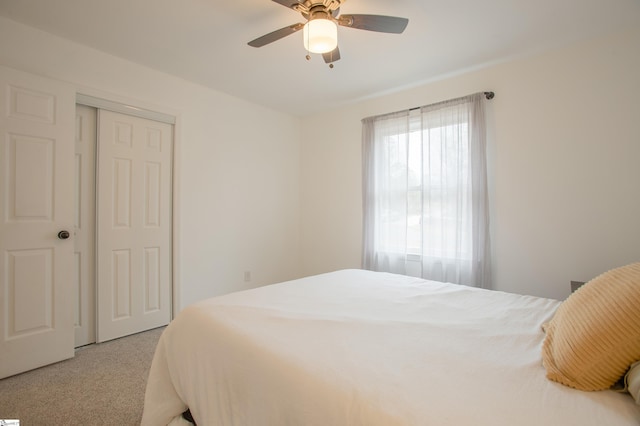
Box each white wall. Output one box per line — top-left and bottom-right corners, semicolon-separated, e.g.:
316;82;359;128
3;16;639;304
0;16;303;309
300;26;640;300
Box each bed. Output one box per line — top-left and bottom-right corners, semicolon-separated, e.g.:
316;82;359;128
141;269;640;425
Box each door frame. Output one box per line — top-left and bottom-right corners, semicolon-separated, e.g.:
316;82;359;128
76;92;182;323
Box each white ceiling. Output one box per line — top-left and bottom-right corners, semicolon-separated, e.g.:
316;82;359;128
1;0;639;116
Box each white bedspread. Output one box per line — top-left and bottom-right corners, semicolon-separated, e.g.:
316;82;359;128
142;269;640;425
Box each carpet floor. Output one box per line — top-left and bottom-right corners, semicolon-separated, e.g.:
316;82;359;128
0;326;164;426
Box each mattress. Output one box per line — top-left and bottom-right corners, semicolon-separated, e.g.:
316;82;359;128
142;269;640;425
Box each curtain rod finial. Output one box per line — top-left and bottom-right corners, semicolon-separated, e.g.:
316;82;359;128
484;91;495;100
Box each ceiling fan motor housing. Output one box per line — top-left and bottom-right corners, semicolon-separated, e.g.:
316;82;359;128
300;1;341;21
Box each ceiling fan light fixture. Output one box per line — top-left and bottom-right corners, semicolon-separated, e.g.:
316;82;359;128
303;18;337;54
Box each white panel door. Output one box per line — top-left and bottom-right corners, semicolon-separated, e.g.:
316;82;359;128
97;110;172;342
0;66;75;378
74;104;96;347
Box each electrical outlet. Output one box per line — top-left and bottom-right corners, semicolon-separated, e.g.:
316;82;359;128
244;271;251;282
570;280;585;293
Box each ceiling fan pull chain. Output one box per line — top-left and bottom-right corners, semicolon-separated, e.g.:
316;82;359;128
305;24;311;61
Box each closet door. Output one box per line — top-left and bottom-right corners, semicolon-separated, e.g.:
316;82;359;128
74;104;96;347
96;109;172;342
0;66;75;378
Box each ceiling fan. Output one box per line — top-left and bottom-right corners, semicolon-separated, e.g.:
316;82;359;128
248;0;409;67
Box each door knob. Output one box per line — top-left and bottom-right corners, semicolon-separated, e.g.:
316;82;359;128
57;230;70;240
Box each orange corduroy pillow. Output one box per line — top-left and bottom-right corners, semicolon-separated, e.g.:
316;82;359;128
542;262;640;391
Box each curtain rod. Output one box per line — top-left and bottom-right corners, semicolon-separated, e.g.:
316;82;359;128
408;91;495;111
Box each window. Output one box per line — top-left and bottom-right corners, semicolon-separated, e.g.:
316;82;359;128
362;93;491;288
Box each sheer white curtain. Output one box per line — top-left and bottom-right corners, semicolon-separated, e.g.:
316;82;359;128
362;93;491;288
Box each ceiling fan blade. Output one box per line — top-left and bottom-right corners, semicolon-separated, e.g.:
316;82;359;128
248;23;304;48
271;0;304;10
338;14;409;34
322;46;341;64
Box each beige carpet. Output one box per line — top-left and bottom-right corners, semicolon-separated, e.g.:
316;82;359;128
0;326;165;426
